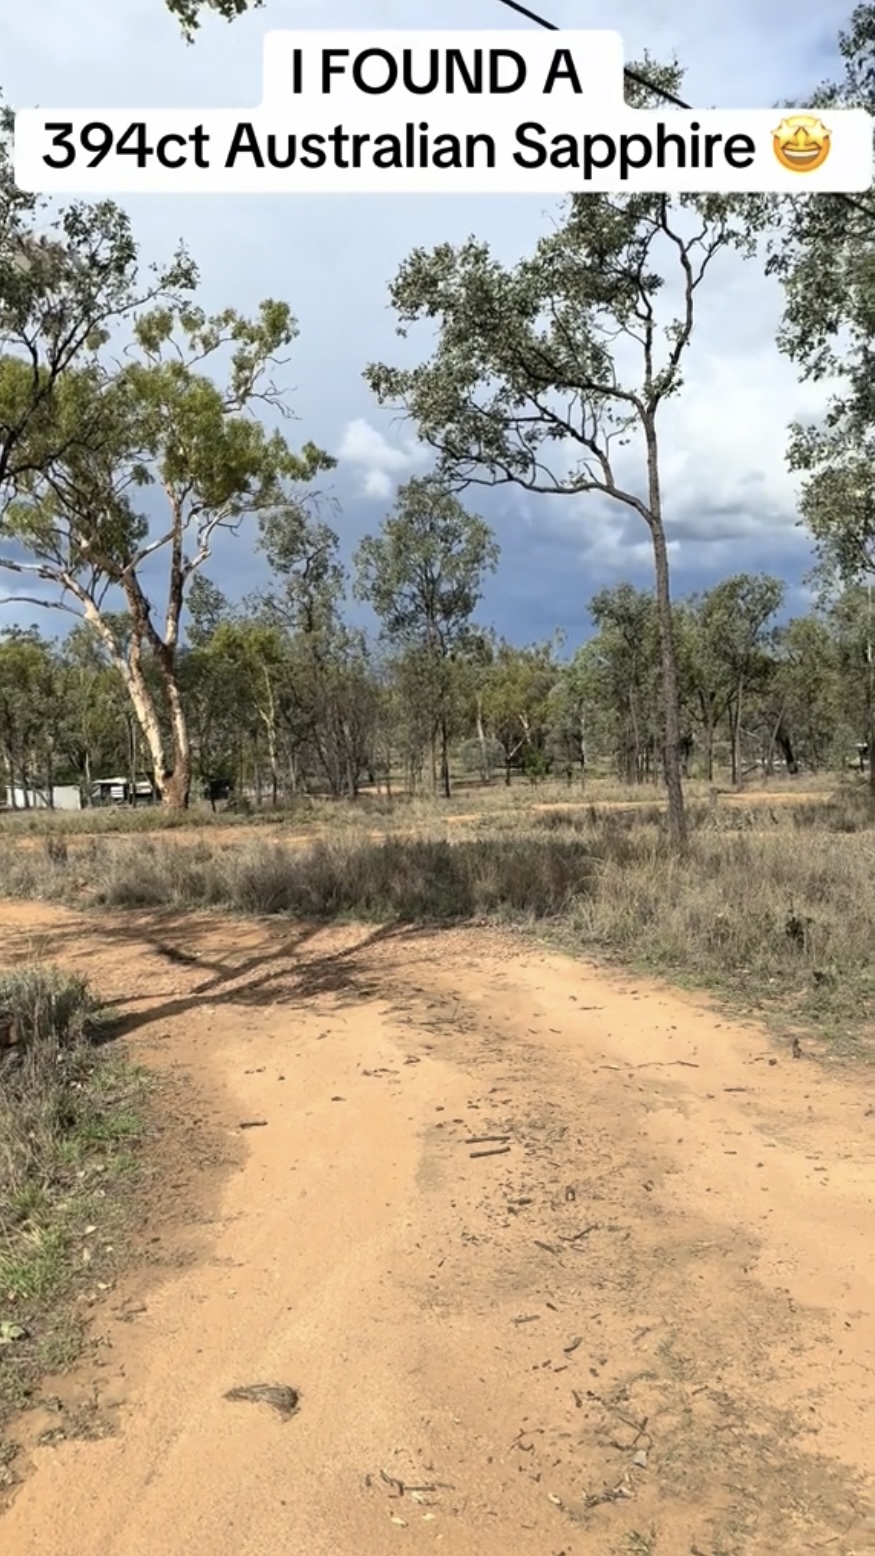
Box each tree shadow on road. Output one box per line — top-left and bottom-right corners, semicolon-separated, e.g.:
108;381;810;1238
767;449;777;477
1;910;452;1042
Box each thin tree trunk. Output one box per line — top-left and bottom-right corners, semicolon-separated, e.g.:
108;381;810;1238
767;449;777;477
628;690;641;785
381;732;393;800
475;691;489;783
440;717;451;799
867;631;875;800
645;422;687;848
267;733;279;805
732;678;744;789
260;673;279;807
766;699;788;776
776;723;797;774
127;715;138;805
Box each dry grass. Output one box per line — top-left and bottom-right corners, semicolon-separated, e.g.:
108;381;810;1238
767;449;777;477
0;768;840;838
0;967;145;1309
0;965;148;1460
0;795;317;837
0;781;871;1049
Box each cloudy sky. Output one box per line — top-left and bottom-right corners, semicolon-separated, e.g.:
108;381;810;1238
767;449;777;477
3;0;854;648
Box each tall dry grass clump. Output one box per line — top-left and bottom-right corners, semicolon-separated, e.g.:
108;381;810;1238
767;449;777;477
0;786;871;1038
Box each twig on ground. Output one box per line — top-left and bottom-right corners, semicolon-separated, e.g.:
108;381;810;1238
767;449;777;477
560;1224;600;1242
632;1060;700;1069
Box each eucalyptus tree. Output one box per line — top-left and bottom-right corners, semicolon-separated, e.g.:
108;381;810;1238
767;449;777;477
0;103;195;508
481;638;560;786
0;293;333;807
0;627;61;800
770;4;875;796
354;475;498;798
364;135;764;844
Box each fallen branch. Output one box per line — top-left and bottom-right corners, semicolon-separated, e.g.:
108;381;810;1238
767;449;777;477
379;1469;455;1497
560;1224;600;1243
632;1060;700;1070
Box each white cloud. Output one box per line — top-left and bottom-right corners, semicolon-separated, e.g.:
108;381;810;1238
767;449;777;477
337;416;429;498
488;249;834;577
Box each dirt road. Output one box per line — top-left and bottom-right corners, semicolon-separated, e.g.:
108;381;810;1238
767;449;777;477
2;903;875;1554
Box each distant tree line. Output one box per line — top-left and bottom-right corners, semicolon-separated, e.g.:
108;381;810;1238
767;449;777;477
2;4;875;831
0;541;871;806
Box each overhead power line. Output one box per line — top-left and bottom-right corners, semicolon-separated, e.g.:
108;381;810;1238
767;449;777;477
492;0;875;225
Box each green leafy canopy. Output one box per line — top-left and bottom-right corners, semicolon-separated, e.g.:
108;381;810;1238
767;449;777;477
164;0;262;41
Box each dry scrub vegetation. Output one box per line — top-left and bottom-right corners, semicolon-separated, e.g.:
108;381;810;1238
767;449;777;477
0;967;146;1444
1;782;872;1049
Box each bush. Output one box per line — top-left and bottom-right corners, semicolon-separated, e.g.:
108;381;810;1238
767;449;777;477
0;964;97;1049
88;834;597;921
0;966;141;1312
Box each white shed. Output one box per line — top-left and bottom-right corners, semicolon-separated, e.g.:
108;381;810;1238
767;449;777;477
4;784;83;811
